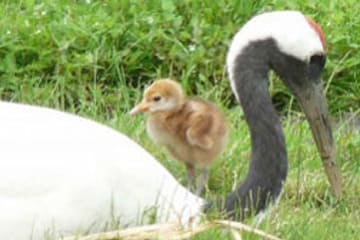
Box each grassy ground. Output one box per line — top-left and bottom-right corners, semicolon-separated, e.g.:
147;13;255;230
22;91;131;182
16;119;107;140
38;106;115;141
1;0;360;239
118;109;360;240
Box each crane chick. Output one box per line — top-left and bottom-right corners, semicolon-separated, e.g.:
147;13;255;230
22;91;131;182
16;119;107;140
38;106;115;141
129;79;228;195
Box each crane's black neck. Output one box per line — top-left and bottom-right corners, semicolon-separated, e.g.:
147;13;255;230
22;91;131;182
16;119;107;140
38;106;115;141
206;39;289;220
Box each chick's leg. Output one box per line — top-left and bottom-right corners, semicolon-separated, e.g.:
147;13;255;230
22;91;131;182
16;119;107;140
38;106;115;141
185;163;195;191
195;167;209;196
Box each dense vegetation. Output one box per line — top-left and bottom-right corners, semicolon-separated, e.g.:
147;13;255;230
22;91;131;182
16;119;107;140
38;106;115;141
1;0;359;114
0;0;359;239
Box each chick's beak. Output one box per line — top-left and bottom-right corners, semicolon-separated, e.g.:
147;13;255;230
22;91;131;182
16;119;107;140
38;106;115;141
129;101;150;116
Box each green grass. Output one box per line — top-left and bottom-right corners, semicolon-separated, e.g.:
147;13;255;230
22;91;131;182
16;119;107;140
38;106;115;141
1;0;359;113
1;0;360;239
114;109;360;240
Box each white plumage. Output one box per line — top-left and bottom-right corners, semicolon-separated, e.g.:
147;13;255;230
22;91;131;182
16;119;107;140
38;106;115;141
0;101;203;239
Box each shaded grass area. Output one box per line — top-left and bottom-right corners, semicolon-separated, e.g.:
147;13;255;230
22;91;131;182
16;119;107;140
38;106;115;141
1;0;360;239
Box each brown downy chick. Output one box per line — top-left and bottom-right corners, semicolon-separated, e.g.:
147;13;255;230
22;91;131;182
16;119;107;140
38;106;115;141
129;79;228;195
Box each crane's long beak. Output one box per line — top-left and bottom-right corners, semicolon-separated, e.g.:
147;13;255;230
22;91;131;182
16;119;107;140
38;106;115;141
128;101;150;116
296;81;342;198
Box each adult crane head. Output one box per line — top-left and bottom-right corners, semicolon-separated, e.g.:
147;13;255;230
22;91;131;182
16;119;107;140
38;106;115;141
227;11;330;150
223;10;341;218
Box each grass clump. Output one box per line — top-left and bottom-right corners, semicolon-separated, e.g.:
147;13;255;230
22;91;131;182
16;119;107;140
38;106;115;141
1;0;359;113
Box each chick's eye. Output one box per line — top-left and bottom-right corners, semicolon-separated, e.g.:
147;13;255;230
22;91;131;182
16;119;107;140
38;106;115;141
153;96;161;102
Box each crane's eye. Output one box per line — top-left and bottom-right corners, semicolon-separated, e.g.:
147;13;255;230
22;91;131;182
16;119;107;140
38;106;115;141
310;54;326;70
153;96;161;102
309;53;326;81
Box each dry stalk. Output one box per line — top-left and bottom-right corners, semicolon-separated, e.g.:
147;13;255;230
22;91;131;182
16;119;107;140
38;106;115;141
62;219;282;240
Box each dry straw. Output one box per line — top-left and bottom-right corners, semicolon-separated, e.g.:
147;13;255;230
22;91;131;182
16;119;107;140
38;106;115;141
63;219;282;240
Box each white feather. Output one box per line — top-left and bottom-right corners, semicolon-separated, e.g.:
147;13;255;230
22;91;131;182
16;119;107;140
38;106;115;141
0;101;204;239
227;10;325;100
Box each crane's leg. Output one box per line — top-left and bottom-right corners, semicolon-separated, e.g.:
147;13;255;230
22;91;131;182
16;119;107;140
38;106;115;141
185;163;195;191
195;167;209;196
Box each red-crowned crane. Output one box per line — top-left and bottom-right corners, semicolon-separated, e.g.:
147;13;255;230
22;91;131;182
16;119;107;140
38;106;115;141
0;10;340;239
0;101;204;239
219;10;341;219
